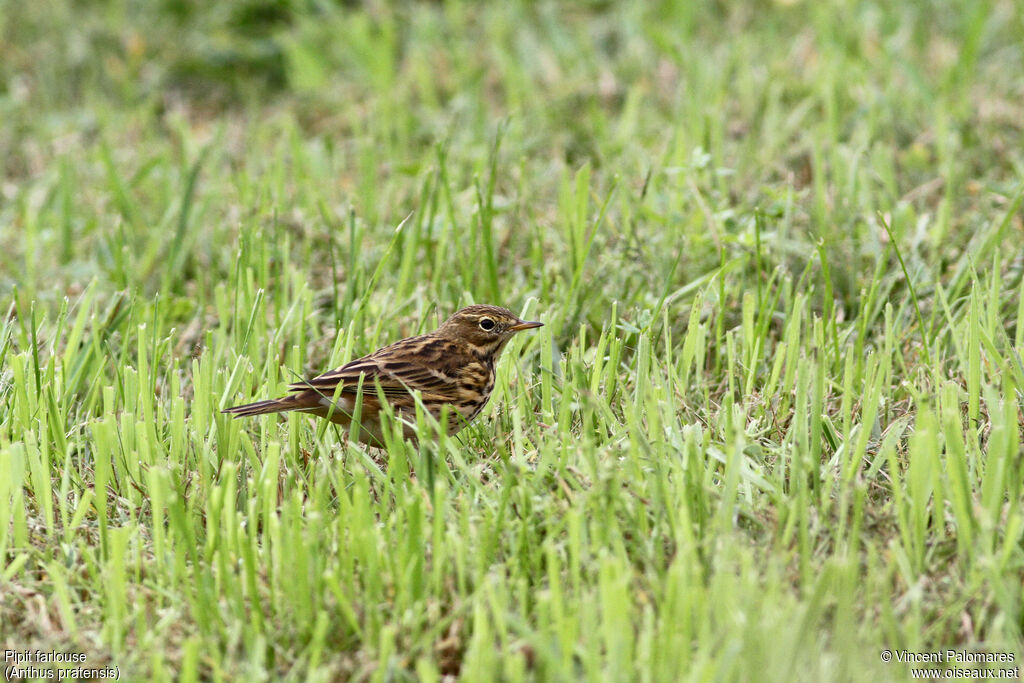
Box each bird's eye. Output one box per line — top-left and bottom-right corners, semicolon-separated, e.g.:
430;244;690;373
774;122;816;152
479;318;496;331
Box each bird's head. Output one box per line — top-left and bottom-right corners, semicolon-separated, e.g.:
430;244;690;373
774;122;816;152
437;304;543;354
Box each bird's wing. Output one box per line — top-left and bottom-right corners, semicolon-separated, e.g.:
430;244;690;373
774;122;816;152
287;335;462;403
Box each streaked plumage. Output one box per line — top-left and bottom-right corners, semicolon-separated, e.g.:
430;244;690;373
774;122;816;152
222;305;543;445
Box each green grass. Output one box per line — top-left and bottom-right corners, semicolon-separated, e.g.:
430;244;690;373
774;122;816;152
2;0;1024;680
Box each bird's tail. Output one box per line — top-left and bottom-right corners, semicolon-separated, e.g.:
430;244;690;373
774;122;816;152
222;393;314;418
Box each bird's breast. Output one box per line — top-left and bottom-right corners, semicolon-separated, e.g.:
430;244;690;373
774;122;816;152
452;363;495;424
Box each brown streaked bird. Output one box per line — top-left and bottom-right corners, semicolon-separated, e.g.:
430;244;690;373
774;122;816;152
222;305;543;445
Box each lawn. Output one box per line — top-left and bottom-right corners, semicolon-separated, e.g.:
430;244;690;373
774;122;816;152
2;0;1023;680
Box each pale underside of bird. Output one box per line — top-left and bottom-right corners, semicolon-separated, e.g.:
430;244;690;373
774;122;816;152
222;305;543;446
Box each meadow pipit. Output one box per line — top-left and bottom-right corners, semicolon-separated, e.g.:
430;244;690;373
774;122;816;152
223;305;543;444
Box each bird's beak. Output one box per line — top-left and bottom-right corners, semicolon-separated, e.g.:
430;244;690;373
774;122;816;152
510;320;544;331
